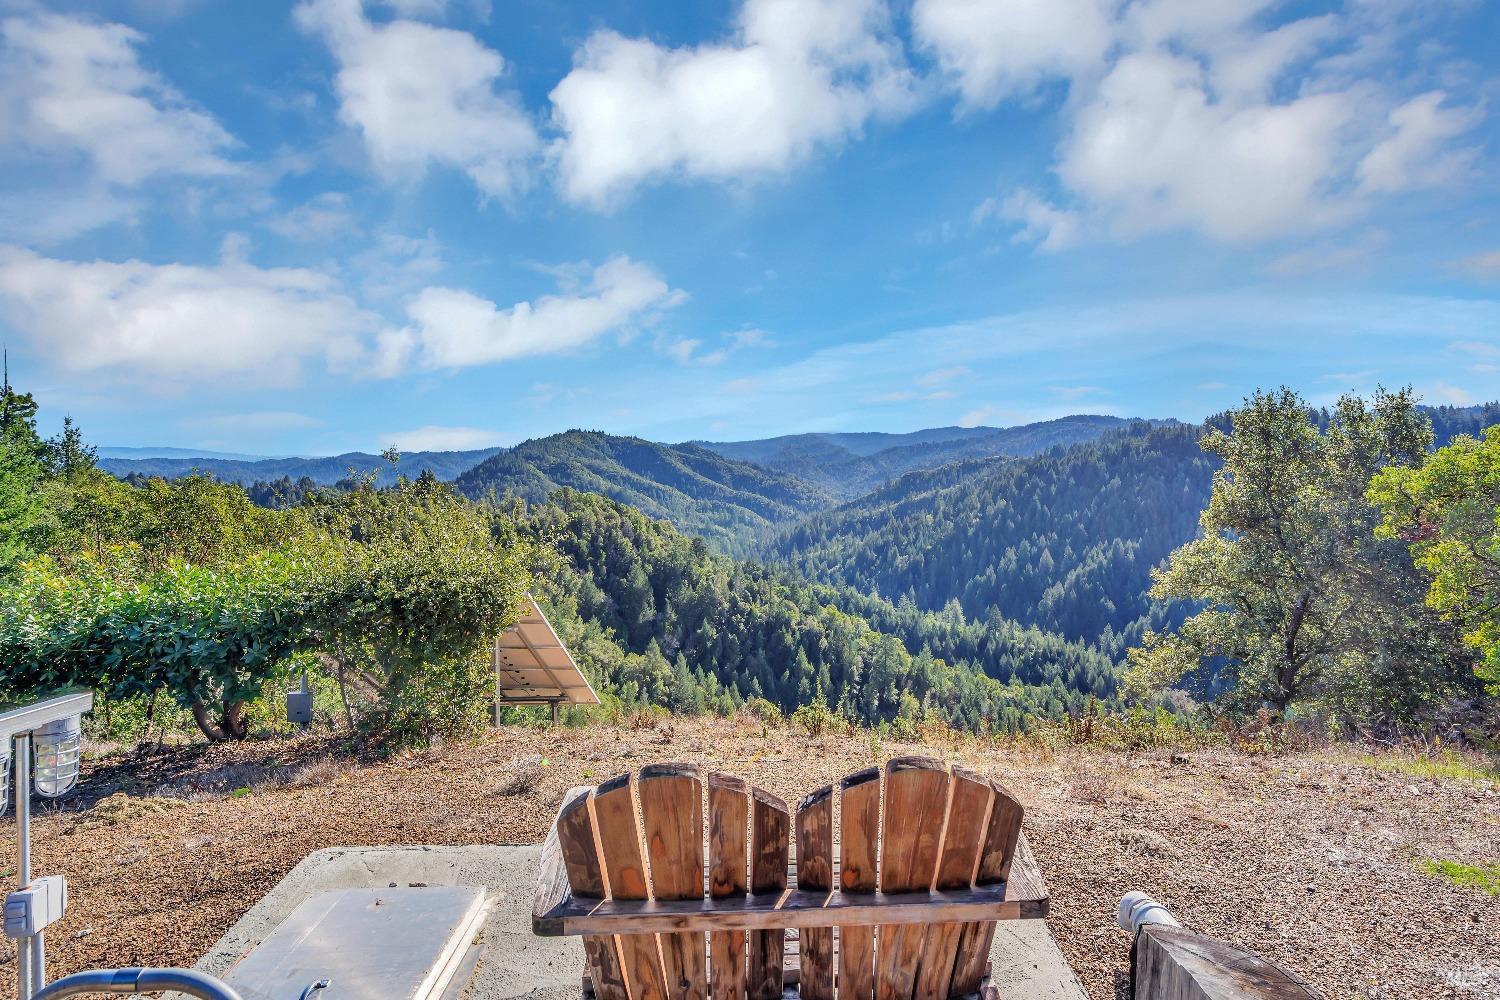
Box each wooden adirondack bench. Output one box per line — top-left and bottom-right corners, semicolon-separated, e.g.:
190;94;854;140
532;757;1050;1000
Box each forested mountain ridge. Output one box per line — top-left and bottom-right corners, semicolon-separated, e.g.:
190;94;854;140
99;447;501;486
509;489;1117;730
456;430;830;555
694;415;1132;499
766;422;1219;659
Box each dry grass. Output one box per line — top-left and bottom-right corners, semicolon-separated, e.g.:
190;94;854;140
496;753;547;796
5;721;1497;1000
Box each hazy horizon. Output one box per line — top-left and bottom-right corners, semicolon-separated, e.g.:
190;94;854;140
2;1;1495;455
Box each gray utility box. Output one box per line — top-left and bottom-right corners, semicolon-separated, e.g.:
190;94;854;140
285;689;314;726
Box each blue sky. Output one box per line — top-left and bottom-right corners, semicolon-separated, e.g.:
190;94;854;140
0;0;1496;455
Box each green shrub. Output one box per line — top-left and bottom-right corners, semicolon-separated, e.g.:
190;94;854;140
791;693;840;737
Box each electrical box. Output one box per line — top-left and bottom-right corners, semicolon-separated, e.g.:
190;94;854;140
286;689;314;725
4;875;67;939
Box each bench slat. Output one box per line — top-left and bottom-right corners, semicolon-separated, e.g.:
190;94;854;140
878;758;950;1000
547;786;629;1000
641;764;707;1000
709;773;751;1000
839;768;881;1000
952;780;1025;996
794;786;834;1000
749;788;790;1000
594;774;670;1000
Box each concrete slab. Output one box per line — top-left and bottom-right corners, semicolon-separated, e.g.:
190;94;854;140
197;845;1085;1000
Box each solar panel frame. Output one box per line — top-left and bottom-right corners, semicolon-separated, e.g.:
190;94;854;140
492;596;599;714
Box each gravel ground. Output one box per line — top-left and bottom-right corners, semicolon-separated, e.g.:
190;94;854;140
3;718;1497;1000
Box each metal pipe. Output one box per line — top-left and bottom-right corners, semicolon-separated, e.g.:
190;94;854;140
31;967;245;1000
15;732;33;1000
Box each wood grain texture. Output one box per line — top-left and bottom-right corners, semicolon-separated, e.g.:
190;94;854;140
916;768;992;1000
639;763;707;1000
708;773;750;1000
533;878;1043;935
749;787;790;1000
593;772;670;1000
794;785;834;1000
878;758;951;1000
547;786;628;1000
952;778;1025;997
839;767;881;1000
1134;924;1321;1000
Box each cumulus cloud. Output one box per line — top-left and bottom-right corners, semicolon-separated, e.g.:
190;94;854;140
295;0;539;198
912;0;1114;108
1058;49;1358;243
0;11;235;185
372;256;684;375
549;0;917;205
0;244;373;386
942;2;1483;249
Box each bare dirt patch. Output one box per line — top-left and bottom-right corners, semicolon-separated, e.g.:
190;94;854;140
3;720;1497;999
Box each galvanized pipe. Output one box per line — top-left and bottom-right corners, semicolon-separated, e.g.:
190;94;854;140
14;732;33;1000
31;967;245;1000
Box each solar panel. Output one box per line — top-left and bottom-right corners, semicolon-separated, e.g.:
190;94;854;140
492;596;599;712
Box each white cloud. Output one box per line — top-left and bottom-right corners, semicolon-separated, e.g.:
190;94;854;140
953;4;1484;249
912;0;1114;108
978;189;1082;252
1357;91;1480;195
267;192;361;241
383;425;506;451
1429;382;1474;406
1451;340;1499;359
373;256;684;374
0;11;235;185
0;186;141;246
295;0;539;198
958;404;1000;428
0;244;374;386
549;0;917;205
1059;49;1358;243
661;326;775;367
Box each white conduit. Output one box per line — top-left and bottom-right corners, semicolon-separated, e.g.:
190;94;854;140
1117;891;1181;934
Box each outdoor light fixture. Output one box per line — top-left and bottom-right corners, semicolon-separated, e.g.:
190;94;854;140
31;716;82;799
2;688;94;1000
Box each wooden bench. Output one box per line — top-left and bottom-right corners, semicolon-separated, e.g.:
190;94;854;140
532;757;1049;999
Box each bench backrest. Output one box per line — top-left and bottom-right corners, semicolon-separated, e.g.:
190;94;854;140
550;756;1024;1000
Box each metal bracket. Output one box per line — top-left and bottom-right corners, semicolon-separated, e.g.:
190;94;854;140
4;876;67;939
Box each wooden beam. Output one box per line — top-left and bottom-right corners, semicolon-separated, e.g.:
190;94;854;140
533;876;1048;937
1132;924;1320;1000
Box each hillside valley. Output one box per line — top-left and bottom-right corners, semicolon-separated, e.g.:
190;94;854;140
92;402;1500;712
